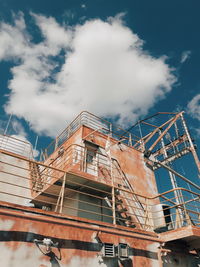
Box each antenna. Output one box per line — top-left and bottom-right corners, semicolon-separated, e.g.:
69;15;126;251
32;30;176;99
4;114;12;135
34;135;39;152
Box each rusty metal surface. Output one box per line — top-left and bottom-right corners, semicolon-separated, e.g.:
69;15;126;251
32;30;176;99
0;111;200;266
0;203;161;267
0;147;199;232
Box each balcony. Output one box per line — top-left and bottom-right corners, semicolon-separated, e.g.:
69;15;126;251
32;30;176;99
0;144;199;238
33;144;132;192
42;111;136;160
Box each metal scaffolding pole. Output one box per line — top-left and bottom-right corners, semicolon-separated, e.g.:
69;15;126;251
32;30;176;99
159;130;185;226
180;113;200;175
111;159;116;225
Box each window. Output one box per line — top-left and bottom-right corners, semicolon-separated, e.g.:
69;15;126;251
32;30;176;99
86;150;95;163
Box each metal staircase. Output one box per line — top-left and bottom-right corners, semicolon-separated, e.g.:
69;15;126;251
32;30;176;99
112;159;149;229
29;162;43;192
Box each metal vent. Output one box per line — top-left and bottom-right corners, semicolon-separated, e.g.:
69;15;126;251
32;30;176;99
118;243;129;259
102;243;115;258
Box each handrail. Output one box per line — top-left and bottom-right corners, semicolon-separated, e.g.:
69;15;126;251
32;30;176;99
1;147;200;231
43;111;135;159
1;148;199;201
0;134;34;159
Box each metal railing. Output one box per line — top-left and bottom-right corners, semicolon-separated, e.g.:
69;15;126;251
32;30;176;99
0;149;199;232
152;188;200;231
0;134;34;158
42;111;137;159
36;144;137;191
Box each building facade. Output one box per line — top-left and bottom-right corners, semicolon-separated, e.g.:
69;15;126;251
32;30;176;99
0;111;200;266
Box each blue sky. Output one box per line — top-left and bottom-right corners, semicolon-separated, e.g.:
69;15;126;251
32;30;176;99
0;0;199;166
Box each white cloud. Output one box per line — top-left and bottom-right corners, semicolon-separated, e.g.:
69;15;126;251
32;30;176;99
187;94;200;137
187;94;200;120
181;50;191;63
81;4;86;9
31;13;71;51
0;115;27;136
0;13;176;137
11;119;27;137
0;13;29;60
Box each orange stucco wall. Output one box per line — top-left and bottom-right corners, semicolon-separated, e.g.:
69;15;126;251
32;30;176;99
42;125;158;197
0;202;161;267
82;126;158;197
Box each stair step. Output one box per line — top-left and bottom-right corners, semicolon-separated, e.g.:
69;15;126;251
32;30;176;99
125;216;131;221
129;224;136;228
118;208;128;213
115;199;123;204
123;185;129;189
115;189;120;195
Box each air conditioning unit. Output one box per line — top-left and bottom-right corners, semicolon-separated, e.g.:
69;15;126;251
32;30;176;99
101;243;115;258
118;243;129;259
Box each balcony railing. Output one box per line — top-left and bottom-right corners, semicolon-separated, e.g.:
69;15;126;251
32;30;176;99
0;134;34;158
152;187;200;231
42;111;137;159
35;144;138;191
0;149;199;232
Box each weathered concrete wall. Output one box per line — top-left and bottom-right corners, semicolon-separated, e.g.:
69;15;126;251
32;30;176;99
61;192;79;217
53;193;113;224
43;125;158;199
161;252;200;267
44;127;83;168
35;126;161;229
82;126;158;198
0;203;161;267
0;153;31;205
78;193;113;223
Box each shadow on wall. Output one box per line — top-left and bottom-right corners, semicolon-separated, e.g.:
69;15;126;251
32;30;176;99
45;251;61;267
100;258;133;267
120;259;133;267
34;239;61;267
0;230;159;267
